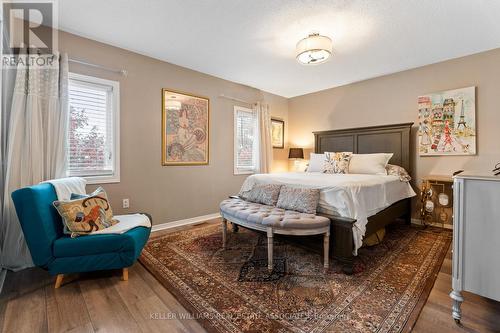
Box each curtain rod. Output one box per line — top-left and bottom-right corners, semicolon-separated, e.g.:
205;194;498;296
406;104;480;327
69;58;128;76
219;94;256;105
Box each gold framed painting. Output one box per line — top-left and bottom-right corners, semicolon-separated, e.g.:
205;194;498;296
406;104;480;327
271;118;284;149
161;89;209;165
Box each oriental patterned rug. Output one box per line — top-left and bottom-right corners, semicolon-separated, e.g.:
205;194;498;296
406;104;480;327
140;222;451;333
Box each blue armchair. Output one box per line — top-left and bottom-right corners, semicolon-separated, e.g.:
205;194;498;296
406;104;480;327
11;183;151;288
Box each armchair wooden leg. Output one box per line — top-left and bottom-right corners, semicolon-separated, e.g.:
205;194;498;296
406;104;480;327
122;268;129;281
54;274;64;289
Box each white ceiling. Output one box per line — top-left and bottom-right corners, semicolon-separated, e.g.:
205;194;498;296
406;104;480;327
58;0;500;98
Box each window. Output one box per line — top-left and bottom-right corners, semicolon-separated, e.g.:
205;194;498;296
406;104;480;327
234;106;258;174
67;73;120;184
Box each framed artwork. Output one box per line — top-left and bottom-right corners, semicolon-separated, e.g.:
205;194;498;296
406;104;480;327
271;118;284;149
418;86;476;156
162;89;209;165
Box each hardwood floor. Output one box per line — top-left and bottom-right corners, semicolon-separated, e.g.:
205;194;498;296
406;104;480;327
1;222;499;333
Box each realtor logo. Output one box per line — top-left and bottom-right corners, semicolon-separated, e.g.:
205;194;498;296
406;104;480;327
2;0;58;67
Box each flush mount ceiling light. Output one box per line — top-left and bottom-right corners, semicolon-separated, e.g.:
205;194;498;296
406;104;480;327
296;32;333;65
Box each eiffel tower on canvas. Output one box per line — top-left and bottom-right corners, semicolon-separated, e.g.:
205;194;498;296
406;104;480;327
457;98;467;130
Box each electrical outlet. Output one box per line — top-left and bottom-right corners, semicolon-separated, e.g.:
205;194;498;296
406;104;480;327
122;198;130;209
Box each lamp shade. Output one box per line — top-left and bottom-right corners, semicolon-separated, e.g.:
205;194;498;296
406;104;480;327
288;148;304;159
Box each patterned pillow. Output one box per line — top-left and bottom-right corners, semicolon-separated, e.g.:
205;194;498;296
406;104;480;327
276;186;320;214
241;184;282;206
54;187;118;237
323;152;352;174
386;164;412;182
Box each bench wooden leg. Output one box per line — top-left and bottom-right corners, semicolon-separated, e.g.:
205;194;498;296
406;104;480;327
54;274;64;289
324;231;330;269
122;268;129;281
267;228;273;271
222;218;228;249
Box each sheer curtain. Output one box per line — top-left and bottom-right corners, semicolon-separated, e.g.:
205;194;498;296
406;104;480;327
254;102;273;173
0;52;69;271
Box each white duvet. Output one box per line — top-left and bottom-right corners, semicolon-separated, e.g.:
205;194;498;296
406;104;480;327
239;172;416;254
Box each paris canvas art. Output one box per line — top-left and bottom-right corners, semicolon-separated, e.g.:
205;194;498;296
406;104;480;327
162;89;209;165
418;87;476;156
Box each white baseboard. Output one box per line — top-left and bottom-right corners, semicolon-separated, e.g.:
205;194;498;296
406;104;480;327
151;213;221;233
411;218;453;230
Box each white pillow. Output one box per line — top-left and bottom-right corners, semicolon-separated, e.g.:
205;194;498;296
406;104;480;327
306;153;325;172
348;153;393;175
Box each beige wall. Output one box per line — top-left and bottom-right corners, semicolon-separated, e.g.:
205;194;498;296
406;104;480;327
58;31;288;224
288;48;500;215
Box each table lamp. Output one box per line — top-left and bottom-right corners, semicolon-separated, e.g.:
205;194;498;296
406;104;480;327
289;148;304;171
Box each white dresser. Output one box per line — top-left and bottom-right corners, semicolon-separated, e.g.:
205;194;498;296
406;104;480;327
450;173;500;323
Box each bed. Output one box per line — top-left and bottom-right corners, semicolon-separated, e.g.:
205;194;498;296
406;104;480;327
241;122;415;274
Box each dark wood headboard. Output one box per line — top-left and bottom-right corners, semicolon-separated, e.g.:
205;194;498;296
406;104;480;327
314;123;413;173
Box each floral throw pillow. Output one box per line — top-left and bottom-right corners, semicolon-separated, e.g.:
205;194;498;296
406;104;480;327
386;164;412;182
54;187;118;237
323;152;352;174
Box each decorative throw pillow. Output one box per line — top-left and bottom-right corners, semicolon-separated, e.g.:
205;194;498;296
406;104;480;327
54;187;118;237
323;152;352;174
241;184;282;206
348;153;393;175
306;153;326;173
276;186;320;214
386;164;411;182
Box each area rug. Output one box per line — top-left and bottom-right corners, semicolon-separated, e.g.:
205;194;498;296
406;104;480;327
140;222;451;333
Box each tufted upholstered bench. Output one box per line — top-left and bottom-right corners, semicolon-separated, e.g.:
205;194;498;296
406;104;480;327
219;198;331;271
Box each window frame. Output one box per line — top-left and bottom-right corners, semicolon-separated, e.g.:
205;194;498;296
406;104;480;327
233;105;258;175
67;72;120;184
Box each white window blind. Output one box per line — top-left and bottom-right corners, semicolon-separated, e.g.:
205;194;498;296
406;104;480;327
67;73;120;183
234;106;258;174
